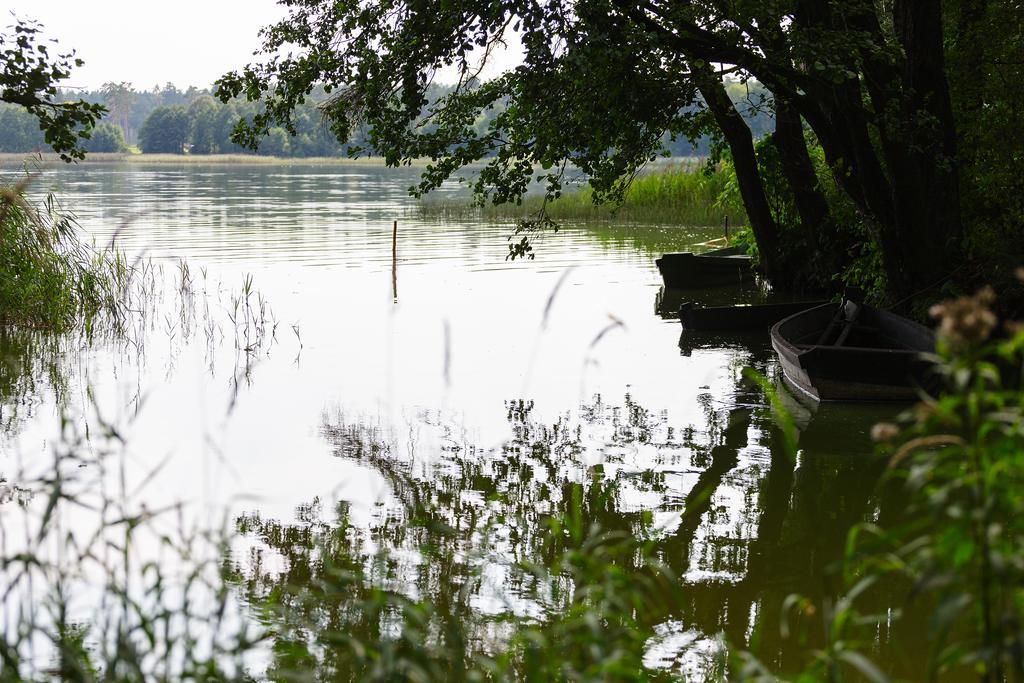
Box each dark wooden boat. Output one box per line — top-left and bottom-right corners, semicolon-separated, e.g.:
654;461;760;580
679;300;828;332
770;297;936;401
656;283;763;320
656;246;752;289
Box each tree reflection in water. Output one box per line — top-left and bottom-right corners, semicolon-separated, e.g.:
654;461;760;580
0;327;66;433
228;353;930;678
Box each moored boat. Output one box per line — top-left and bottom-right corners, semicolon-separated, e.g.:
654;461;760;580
679;300;828;332
656;245;752;289
770;296;936;401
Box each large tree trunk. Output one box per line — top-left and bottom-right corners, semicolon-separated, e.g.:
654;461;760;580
953;0;989;119
772;100;832;248
697;74;781;281
882;1;963;297
626;0;962;298
780;2;963;298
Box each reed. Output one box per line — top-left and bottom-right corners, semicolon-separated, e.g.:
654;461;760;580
418;162;748;226
0;177;133;331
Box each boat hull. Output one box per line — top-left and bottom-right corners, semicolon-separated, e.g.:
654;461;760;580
770;303;936;402
679;300;827;332
656;247;752;289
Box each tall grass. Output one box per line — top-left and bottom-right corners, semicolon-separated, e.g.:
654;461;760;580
0;176;131;332
0;414;261;681
418;162;748;227
0;251;288;681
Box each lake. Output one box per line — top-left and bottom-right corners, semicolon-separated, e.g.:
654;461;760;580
0;161;929;678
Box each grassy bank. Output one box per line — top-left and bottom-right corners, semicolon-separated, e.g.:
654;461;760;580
419;162;749;226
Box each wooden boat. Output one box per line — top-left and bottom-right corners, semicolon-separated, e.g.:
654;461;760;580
679;300;828;332
656;283;763;320
656;246;752;289
770;296;936;401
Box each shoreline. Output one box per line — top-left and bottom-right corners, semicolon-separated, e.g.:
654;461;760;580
0;152;414;167
0;153;703;168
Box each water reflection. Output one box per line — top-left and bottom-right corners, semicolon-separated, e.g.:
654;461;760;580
0;327;70;437
229;359;928;677
655;284;768;321
0;162;930;676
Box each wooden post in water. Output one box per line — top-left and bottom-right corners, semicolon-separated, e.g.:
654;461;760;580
392;220;398;302
724;215;730;243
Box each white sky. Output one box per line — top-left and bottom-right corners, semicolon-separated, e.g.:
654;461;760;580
5;0;287;91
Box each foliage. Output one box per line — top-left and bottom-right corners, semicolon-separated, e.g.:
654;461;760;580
130;87;361;157
214;0;986;297
0;260;288;680
0;409;688;680
99;81;136;144
0;415;263;682
0;79;773;163
871;288;1024;679
0;18;104;161
0;103;45;152
945;2;1024;315
755;134;877;295
82;122;127;153
216;0;715;262
0;107;124;156
0;175;131;330
6;365;805;681
138;104;190;154
186;95;221;154
227;477;678;681
18;273;1024;680
734;284;1024;681
258;127;290;157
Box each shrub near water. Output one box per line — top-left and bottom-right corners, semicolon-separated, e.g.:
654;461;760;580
0;178;129;330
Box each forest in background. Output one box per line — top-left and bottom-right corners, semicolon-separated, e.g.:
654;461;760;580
0;80;775;158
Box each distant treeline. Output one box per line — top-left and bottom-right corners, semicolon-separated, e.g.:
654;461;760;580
0;81;774;158
0;83;360;157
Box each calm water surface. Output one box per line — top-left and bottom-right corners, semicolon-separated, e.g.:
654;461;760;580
1;162;925;676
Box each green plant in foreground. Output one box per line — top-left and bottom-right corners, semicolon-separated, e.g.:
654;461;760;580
3;413;684;681
733;284;1024;682
0;414;263;682
874;286;1024;680
13;278;1024;681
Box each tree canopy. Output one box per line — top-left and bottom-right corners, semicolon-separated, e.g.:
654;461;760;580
138;105;190;154
82;121;126;153
218;0;1024;301
0;18;104;161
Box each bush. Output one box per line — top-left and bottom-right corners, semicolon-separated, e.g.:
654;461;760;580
82;122;127;153
0;177;130;330
139;105;189;154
